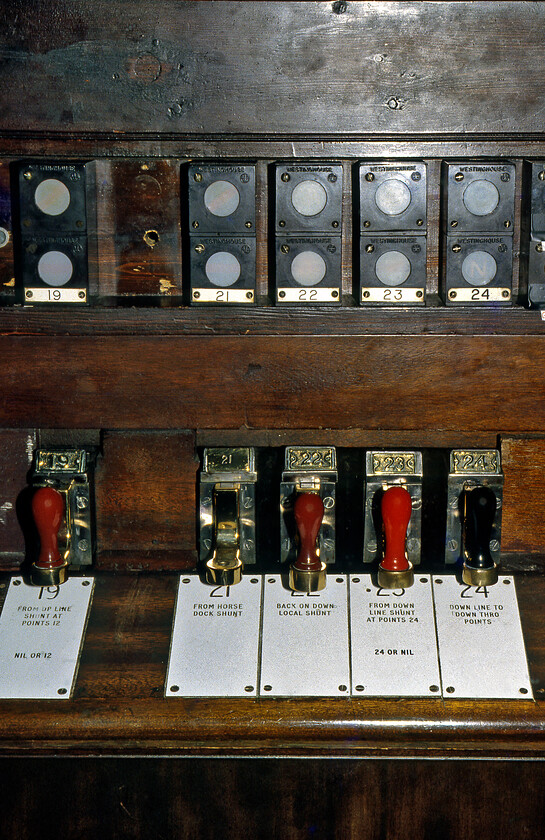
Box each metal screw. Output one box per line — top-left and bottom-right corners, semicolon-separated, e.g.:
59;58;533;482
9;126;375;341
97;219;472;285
452;243;462;253
23;171;32;181
192;221;199;229
0;228;8;248
447;539;458;551
26;290;33;298
416;290;423;298
454;172;464;182
362;290;370;298
78;291;85;299
331;290;339;298
449;290;457;299
278;290;286;298
416;219;423;226
489;539;500;552
504;220;512;229
498;244;507;253
502;290;510;299
363;220;371;228
76;220;84;228
245;221;252;228
281;173;290;182
365;173;375;182
450;220;459;228
194;172;203;182
367;540;377;553
536;243;543;252
365;244;374;253
78;539;89;552
332;220;339;228
328;174;337;183
281;244;290;254
411;172;421;182
193;290;201;299
323;496;335;509
246;291;253;300
279;220;286;227
76;496;87;509
195;243;205;254
539;171;545;181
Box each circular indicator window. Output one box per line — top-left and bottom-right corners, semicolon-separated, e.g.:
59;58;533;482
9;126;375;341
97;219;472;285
37;250;74;286
375;250;411;286
375;179;412;216
203;180;240;217
462;180;500;216
34;179;71;216
291;180;328;217
205;251;241;287
291;251;327;286
461;250;497;286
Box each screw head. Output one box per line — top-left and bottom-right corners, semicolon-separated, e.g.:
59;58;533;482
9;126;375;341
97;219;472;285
454;172;464;182
279;220;286;227
362;290;370;299
328;173;337;183
332;220;339;228
246;291;253;300
281;244;290;254
193;290;201;299
536;243;543;252
498;243;507;253
504;220;512;229
78;291;85;299
192;221;199;229
194;172;203;182
452;243;462;253
449;290;457;299
245;221;252;228
281;173;290;182
331;290;339;298
23;171;33;181
278;290;286;299
502;290;510;298
365;244;374;253
363;220;371;228
411;172;421;182
25;290;33;298
365;172;375;182
450;220;459;228
416;219;424;226
195;243;205;254
539;171;545;181
416;290;423;298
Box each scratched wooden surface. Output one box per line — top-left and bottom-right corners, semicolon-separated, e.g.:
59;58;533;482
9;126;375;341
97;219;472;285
2;2;545;137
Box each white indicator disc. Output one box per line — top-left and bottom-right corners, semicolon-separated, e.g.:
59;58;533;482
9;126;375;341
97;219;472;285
205;251;241;287
375;250;411;286
34;179;71;216
375;179;411;216
291;180;328;216
37;251;74;286
461;250;497;286
462;180;500;216
291;251;327;286
203;180;240;217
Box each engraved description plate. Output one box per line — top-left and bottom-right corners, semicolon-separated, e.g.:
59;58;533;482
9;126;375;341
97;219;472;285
165;575;262;697
350;575;441;697
433;575;531;699
260;575;349;697
0;576;94;699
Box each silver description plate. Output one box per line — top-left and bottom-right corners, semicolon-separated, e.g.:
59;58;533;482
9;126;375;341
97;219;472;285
432;575;532;699
260;575;350;697
0;576;94;699
165;575;262;697
350;575;441;697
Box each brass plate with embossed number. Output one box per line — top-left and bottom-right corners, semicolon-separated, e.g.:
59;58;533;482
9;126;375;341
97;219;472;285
35;449;87;475
371;451;417;476
451;449;500;475
285;446;336;472
204;447;254;474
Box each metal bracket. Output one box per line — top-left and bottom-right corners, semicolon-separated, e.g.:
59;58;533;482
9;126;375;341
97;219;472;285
32;448;94;567
363;450;423;565
280;446;337;565
445;449;503;566
199;448;257;581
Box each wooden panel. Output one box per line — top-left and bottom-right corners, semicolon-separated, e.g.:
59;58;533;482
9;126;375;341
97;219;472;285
0;161;14;302
1;334;545;432
95;431;198;569
95;159;183;299
1;757;545;840
0;572;543;756
0;429;35;564
501;437;545;554
2;2;545;136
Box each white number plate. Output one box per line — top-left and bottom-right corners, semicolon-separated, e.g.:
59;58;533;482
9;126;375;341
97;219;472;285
260;575;350;696
277;288;339;303
25;288;87;303
165;575;262;697
432;575;532;699
450;287;510;302
0;576;94;699
192;288;253;303
361;287;424;303
350;575;441;697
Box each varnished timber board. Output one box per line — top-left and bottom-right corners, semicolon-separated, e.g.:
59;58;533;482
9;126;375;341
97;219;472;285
0;572;543;756
1;334;545;431
2;2;545;136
